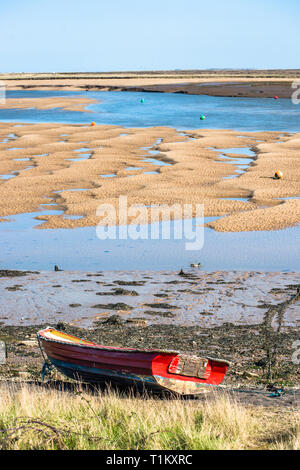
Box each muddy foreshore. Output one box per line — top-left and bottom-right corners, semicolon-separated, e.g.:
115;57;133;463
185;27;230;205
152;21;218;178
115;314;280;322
0;269;299;406
4;81;295;99
85;81;296;99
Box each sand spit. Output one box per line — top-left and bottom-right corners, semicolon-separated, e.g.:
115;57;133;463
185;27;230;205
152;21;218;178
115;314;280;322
0;122;299;232
0;97;98;113
1;70;300;98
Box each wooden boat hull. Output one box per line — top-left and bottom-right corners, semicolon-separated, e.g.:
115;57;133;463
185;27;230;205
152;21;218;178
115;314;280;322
37;328;230;395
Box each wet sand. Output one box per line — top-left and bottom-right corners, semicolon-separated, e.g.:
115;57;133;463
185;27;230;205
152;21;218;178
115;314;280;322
0;270;299;328
0;121;299;232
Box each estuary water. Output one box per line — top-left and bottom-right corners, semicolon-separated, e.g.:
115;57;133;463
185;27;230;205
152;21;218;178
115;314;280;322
0;90;299;271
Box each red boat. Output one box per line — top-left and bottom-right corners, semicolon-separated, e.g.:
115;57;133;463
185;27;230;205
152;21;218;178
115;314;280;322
37;327;230;395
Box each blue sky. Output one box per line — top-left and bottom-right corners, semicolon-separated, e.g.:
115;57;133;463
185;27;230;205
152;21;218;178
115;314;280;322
0;0;299;72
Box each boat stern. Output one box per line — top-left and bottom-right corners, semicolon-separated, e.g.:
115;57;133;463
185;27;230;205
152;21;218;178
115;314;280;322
153;354;230;395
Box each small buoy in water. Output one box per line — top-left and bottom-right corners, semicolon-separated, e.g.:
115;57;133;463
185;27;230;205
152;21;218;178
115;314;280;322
191;262;202;268
273;96;279;99
274;170;283;179
91;122;96;126
141;98;145;103
200;115;206;120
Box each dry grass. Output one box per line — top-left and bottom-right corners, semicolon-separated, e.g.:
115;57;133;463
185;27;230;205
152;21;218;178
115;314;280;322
269;417;300;450
0;383;298;450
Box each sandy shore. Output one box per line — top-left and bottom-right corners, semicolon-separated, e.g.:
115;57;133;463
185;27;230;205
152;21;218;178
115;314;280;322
0;97;98;113
1;70;300;98
0;121;299;232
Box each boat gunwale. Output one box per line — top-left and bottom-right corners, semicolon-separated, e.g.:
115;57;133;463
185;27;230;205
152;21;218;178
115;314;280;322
37;327;179;355
37;327;230;366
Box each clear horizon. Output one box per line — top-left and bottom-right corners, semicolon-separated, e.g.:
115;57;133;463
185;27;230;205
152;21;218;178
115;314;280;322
0;0;299;73
2;67;300;73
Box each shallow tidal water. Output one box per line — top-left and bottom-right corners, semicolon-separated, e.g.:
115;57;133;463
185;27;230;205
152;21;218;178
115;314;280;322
0;213;299;271
1;89;300;132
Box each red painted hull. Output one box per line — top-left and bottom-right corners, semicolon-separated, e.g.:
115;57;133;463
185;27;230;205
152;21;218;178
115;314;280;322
37;328;230;395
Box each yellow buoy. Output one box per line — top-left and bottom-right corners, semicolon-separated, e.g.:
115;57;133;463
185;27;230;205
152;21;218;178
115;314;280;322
274;170;283;179
91;122;96;127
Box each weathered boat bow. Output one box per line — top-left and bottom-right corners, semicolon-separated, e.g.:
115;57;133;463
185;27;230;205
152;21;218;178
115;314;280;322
37;327;230;395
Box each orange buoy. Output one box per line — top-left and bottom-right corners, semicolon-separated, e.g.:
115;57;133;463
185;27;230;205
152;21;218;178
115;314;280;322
274;170;283;179
91;122;96;127
273;95;279;99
